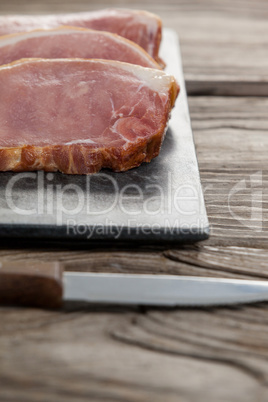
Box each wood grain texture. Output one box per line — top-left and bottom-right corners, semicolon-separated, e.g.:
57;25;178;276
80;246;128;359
0;1;268;401
192;97;268;248
0;0;267;95
0;245;268;280
1;304;268;401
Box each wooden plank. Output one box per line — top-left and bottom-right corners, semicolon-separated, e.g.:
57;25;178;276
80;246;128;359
0;245;267;280
190;96;268;247
0;0;268;95
1;302;268;401
161;8;268;96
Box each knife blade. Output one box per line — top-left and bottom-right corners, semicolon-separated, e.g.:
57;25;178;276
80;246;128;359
0;260;268;308
64;272;268;307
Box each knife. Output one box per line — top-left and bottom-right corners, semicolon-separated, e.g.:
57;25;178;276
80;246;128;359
0;260;268;309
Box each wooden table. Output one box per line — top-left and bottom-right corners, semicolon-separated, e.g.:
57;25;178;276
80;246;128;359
1;1;268;401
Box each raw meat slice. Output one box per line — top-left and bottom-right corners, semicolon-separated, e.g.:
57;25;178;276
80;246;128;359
0;9;163;65
0;58;179;175
0;27;161;69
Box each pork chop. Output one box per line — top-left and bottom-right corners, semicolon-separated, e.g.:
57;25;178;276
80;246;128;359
0;9;163;65
0;27;161;69
0;58;179;174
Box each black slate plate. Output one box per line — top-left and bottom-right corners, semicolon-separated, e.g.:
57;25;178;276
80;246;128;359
0;29;209;244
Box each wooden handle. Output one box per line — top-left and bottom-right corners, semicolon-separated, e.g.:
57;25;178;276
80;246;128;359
0;260;63;309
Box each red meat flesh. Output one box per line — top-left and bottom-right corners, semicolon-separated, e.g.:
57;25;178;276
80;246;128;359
0;27;160;69
0;9;163;64
0;58;179;174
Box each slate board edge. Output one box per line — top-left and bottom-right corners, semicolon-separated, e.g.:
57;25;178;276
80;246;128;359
0;223;210;243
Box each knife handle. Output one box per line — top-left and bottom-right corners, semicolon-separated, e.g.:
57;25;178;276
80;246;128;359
0;260;63;309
